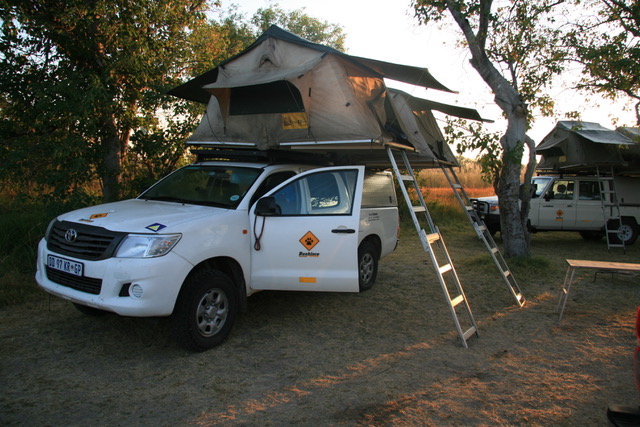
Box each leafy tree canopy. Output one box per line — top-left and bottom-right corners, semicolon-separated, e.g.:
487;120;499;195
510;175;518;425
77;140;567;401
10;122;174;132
0;1;344;205
566;0;640;124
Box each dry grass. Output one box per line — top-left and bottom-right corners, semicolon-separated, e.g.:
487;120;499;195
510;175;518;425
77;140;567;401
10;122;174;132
1;221;638;426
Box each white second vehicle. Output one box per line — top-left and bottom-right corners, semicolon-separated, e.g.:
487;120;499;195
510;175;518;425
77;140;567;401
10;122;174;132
36;155;399;351
472;174;640;245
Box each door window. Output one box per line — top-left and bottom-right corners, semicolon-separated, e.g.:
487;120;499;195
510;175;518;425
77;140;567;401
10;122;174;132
549;180;575;200
271;170;358;215
578;181;602;200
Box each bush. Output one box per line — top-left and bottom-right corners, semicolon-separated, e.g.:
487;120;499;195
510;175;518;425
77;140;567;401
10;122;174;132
0;198;75;307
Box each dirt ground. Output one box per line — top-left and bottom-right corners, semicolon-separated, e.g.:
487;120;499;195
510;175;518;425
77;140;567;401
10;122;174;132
1;229;639;426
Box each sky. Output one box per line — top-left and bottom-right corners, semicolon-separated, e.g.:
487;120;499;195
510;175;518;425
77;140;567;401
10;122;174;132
227;0;636;147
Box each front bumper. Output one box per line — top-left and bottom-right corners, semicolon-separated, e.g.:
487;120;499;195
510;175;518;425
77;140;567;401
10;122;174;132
35;238;193;317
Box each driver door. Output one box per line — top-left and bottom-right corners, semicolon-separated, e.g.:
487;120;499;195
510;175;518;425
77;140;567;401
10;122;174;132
538;179;577;230
249;166;364;292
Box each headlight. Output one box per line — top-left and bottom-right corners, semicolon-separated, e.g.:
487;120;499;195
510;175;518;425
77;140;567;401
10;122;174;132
115;234;181;258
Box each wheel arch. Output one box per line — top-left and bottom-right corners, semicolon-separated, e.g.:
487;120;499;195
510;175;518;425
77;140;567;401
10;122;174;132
180;257;248;313
359;234;382;259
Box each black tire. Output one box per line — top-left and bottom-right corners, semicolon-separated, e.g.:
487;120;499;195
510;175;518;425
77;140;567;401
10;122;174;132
358;240;379;292
172;269;238;351
73;303;109;316
579;230;604;241
608;218;639;246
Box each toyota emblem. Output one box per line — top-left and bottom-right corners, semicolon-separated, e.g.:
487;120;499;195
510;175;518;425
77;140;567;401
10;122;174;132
64;229;78;242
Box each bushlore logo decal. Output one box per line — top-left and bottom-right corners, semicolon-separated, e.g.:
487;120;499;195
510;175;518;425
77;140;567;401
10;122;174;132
299;231;320;257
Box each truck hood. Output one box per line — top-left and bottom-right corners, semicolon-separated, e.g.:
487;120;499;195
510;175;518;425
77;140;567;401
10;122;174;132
57;199;227;233
474;195;498;204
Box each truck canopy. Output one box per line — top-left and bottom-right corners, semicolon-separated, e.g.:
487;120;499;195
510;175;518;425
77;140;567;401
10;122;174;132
536;121;640;174
169;25;490;167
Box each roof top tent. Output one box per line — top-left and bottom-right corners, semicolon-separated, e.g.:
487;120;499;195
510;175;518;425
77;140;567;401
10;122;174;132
168;25;489;168
536;121;640;175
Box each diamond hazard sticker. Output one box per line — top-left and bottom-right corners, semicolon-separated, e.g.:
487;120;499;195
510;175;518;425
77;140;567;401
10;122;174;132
146;223;166;232
299;231;319;251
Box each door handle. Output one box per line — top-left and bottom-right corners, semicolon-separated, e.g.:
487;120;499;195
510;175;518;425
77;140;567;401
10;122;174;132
332;228;356;234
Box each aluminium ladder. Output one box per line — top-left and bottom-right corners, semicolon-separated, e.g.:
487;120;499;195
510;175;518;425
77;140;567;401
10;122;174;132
597;166;625;252
440;165;526;307
386;147;478;348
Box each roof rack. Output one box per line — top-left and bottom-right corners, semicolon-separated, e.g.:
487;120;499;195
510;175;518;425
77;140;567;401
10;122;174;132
190;145;334;165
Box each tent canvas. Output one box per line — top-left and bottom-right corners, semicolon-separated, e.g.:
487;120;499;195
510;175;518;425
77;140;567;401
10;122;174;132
169;25;488;167
536;121;638;173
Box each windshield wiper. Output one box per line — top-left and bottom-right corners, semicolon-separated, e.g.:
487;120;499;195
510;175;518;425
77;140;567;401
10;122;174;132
141;196;193;204
141;196;230;208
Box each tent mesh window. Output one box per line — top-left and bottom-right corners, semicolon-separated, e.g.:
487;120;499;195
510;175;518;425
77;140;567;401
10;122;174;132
229;81;304;115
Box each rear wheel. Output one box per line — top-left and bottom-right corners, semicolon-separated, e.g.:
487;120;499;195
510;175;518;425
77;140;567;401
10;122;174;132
358;240;379;292
608;218;639;245
172;269;238;351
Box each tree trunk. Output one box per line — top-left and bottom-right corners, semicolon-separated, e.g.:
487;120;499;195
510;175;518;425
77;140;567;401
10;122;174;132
443;0;533;257
101;115;122;203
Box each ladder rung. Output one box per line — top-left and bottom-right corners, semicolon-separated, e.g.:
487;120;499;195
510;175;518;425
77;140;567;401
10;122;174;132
426;233;440;244
452;184;462;189
413;206;426;213
490;247;499;254
439;263;453;275
400;175;413;181
503;270;511;278
462;326;477;340
450;294;464;307
465;206;474;211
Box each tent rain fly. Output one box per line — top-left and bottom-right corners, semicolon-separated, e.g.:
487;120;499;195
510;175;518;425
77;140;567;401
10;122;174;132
169;25;490;167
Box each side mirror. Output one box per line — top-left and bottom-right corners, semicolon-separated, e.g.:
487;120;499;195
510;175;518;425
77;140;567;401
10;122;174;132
544;191;554;202
255;197;278;216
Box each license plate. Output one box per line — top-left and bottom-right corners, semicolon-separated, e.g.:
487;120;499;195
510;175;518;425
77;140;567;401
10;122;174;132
47;255;84;277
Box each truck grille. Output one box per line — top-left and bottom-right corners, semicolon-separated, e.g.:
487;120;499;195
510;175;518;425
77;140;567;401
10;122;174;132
470;199;488;215
47;221;127;261
45;267;103;295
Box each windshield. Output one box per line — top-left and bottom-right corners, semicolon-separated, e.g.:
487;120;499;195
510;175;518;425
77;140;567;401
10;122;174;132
139;165;262;208
531;177;552;198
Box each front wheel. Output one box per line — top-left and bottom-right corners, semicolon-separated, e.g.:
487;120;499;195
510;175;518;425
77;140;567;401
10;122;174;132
358;240;379;292
172;269;238;351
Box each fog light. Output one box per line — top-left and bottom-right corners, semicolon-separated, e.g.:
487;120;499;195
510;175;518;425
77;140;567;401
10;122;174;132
130;284;143;298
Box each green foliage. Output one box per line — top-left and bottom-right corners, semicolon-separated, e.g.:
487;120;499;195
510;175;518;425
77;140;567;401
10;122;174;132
0;0;216;202
251;4;346;51
444;118;502;187
0;198;69;307
0;1;346;205
567;0;640;123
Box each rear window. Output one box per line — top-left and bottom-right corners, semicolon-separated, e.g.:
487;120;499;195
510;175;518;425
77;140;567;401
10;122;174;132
362;171;397;208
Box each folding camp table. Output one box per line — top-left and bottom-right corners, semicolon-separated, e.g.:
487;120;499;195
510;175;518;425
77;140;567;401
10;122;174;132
557;259;640;322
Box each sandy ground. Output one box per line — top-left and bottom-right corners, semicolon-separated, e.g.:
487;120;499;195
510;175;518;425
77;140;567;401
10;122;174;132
1;231;639;426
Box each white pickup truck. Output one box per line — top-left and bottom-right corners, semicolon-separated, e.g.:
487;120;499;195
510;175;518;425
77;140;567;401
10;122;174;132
36;155;399;351
472;174;640;245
